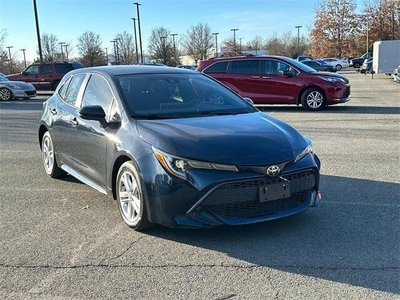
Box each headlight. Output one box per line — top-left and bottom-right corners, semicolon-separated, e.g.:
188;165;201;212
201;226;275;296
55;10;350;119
294;140;314;163
153;147;238;180
7;84;22;89
318;76;346;84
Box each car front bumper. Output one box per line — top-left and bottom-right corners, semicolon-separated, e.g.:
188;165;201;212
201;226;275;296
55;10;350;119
139;153;321;229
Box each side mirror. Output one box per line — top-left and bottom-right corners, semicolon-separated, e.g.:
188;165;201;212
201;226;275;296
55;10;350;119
79;105;106;120
22;71;28;75
283;69;295;77
242;97;254;106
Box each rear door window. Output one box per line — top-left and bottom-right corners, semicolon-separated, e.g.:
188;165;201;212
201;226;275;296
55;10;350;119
63;74;86;106
229;60;260;74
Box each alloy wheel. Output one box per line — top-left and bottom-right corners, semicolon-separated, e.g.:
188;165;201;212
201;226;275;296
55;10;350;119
118;171;141;224
306;91;324;109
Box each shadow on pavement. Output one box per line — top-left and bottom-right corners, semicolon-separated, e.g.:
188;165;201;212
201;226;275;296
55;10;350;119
147;175;400;295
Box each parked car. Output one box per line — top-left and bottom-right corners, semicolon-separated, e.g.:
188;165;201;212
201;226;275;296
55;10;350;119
296;55;314;62
197;55;350;111
322;58;349;70
301;60;336;72
350;52;373;68
0;76;36;101
6;61;84;91
360;58;373;73
392;65;400;83
177;65;197;70
38;65;322;230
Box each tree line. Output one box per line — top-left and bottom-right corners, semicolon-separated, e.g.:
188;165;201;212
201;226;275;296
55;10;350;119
0;0;398;74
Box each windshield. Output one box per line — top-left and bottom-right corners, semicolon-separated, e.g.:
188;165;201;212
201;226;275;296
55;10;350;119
281;57;317;73
115;73;256;118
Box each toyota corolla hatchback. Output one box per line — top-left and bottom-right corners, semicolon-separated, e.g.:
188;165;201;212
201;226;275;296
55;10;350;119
39;65;321;230
197;55;350;111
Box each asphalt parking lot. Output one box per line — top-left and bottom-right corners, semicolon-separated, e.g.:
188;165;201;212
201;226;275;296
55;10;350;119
0;71;399;299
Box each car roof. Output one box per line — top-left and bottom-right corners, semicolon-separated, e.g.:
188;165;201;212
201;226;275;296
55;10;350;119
70;65;196;76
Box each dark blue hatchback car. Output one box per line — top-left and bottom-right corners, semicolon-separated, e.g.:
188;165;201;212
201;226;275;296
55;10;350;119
39;65;321;230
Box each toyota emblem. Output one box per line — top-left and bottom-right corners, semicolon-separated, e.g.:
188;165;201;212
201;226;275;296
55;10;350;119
266;165;280;177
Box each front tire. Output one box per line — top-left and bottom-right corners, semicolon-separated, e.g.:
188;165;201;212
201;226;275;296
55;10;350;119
301;88;326;111
116;161;151;231
335;64;342;71
0;87;13;101
42;131;65;178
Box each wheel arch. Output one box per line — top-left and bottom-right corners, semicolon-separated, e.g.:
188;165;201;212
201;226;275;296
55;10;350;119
297;85;326;105
38;124;49;150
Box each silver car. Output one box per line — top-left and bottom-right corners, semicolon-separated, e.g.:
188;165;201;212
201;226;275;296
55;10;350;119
0;76;37;101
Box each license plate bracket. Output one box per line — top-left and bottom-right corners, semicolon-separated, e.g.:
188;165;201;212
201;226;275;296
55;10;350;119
259;183;291;202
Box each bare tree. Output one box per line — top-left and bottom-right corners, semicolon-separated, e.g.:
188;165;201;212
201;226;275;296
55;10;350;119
41;33;59;61
115;31;135;65
0;29;8;74
182;23;213;63
148;27;175;65
309;0;359;58
359;0;400;53
77;31;105;67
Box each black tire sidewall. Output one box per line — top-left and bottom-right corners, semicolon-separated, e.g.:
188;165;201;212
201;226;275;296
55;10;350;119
0;88;13;101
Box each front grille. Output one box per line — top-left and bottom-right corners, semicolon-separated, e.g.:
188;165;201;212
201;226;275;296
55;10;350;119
202;170;316;219
25;90;36;96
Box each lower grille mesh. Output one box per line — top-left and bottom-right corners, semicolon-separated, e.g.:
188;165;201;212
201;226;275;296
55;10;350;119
202;171;316;219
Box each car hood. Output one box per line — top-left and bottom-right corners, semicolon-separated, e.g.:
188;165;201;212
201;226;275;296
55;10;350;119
136;112;308;165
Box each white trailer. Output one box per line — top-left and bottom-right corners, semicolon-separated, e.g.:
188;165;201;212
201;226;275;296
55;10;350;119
372;40;400;74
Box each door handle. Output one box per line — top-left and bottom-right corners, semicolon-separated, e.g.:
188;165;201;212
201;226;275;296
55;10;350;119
251;76;260;79
71;117;78;126
262;76;271;79
50;107;57;115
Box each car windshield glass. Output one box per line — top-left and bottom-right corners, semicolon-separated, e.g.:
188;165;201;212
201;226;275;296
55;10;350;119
114;73;256;118
282;57;317;73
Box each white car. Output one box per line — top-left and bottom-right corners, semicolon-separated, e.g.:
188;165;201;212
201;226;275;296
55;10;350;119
322;58;349;71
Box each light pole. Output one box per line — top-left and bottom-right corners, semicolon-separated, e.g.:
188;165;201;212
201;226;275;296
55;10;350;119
231;28;239;49
366;19;369;54
295;25;302;56
134;2;143;63
63;44;69;61
20;48;27;68
171;33;178;66
115;38;121;65
33;0;43;63
59;42;65;61
111;40;117;65
160;36;166;64
131;17;139;64
6;46;13;72
212;32;219;57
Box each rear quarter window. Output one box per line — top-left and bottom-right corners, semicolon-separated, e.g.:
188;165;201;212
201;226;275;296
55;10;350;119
55;63;72;73
203;61;228;74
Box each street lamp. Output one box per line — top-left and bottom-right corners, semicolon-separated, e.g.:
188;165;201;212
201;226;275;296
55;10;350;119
212;32;219;57
111;40;117;65
295;25;302;56
63;44;69;61
59;42;65;61
231;28;239;49
134;2;143;63
115;38;121;65
131;17;139;64
20;48;27;68
33;0;43;63
6;46;13;72
171;33;178;66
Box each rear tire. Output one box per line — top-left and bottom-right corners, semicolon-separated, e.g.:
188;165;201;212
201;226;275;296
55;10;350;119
301;88;326;111
0;87;13;101
116;161;151;231
354;62;360;68
51;80;60;91
335;64;342;71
